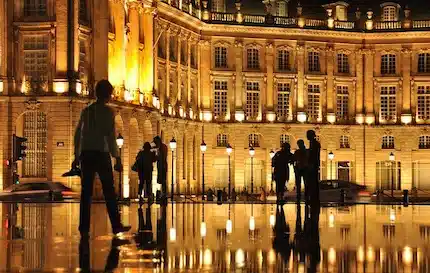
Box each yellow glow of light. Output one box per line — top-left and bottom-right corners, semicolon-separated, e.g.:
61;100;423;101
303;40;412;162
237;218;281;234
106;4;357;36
226;219;232;234
76;82;82;94
367;246;375;262
236;249;245;268
365;115;375;125
123;179;130;198
401;114;412;125
168;104;173;115
357;246;364;263
298;17;305;28
249;216;255;231
203;249;212;265
268;249;276;265
124;89;133;102
226;250;231;267
257;250;263;268
297;112;307;123
356;114;365;124
328;248;336;265
179;106;185;118
329;212;335;228
21;76;28;93
200;221;207;237
179;252;185;269
169;227;176;242
269;214;275;227
203;110;212;122
380;248;385;262
140;93;144;105
403;246;413;265
266;112;276;122
390;209;396;223
189;108;194;120
235;111;245;122
53;81;68;94
366;20;374;30
0;81;4;93
327;17;335;28
327;113;336;124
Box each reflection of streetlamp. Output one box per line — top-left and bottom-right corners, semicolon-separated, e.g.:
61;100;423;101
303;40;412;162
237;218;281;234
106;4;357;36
200;141;207;200
249;147;255;195
226;144;233;199
226;203;232;234
269;150;275;192
169;138;177;201
169;202;176;242
116;134;124;200
389;152;395;198
201;203;206;237
249;203;255;231
328;151;334;180
269;204;275;228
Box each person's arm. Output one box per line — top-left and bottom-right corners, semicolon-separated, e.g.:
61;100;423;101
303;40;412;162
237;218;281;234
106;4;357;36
73;111;84;166
106;108;120;159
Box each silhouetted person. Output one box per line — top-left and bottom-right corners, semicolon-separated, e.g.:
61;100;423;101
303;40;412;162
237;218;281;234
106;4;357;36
154;136;168;199
307;130;321;204
293;203;306;264
157;204;168;269
135;142;157;202
207;188;214;201
135;205;156;250
73;80;130;236
304;204;321;272
294;140;308;203
272;143;293;202
231;188;237;202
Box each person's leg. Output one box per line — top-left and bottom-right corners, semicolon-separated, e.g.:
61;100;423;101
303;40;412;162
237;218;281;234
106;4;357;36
145;173;153;200
138;175;144;197
79;152;96;235
295;168;301;202
96;153;122;231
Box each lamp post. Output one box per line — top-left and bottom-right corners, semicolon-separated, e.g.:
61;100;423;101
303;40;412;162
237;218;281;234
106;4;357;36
169;138;177;201
226;144;233;199
249;146;255;195
116;134;124;200
201;141;207;200
269;150;275;192
389;152;395;198
328;151;334;180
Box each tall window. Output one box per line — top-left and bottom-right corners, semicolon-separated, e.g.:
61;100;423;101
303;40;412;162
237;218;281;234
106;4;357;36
275;1;287;16
23;36;49;88
248;134;260;147
157;33;166;58
79;0;89;24
216;134;228;147
419;136;430;149
23;111;47;178
417;86;430;121
180;40;187;65
418;53;430;73
337;54;349;73
340;135;350;149
280;134;290;147
336;86;349;121
246;82;260;120
190;44;197;68
78;39;89;96
382;135;395;149
213;80;228;119
382;6;397;21
215;47;227;68
277;49;290;71
307;85;320;121
380;86;396;122
381;54;396;74
308;52;320;72
169;37;177;62
24;0;47;16
247;48;260;69
277;83;290;120
211;0;226;12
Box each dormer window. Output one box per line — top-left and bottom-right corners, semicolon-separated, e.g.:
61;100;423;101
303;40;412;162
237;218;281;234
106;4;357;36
275;0;287;17
381;3;400;21
335;5;347;21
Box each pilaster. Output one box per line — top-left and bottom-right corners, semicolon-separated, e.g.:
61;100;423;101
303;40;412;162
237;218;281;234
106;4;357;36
363;49;375;117
355;50;364;115
401;48;412;114
326;45;335;112
199;39;211;111
296;44;305;111
265;42;274;111
142;6;156;102
234;40;243;112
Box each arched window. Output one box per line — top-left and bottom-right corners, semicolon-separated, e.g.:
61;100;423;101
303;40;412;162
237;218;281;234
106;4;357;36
248;133;260;147
23;111;48;178
382;135;395;149
340;135;350;149
419;136;430;149
280;134;290;147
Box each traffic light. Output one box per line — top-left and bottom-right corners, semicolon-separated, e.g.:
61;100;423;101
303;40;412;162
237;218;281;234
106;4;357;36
12;134;27;162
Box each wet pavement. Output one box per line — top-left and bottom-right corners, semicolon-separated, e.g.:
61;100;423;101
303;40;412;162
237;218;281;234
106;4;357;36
0;202;429;272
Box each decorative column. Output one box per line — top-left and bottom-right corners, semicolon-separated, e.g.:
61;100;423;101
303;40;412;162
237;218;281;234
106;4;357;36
166;29;171;99
363;49;375;124
187;37;192;113
326;45;335;121
126;1;140;102
265;42;275;121
199;39;212;120
296;44;306;120
234;40;244;121
177;32;183;108
142;6;157;104
355;50;364;123
401;48;412;124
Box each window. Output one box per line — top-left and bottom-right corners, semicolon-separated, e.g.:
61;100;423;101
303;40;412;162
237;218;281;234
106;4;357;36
418;86;430;121
247;48;259;69
382;6;397;21
215;47;227;68
277;83;290;120
340;135;350;149
419;136;430;149
307;84;320;121
190;44;197;68
336;86;349;121
213;81;228;119
211;0;226;12
23;35;49;90
24;0;47;17
246;82;260;120
216;134;228;147
337;54;349;73
78;39;89;96
418;53;430;73
169;37;177;62
380;86;396;122
158;33;166;58
277;49;290;71
180;40;187;65
381;54;396;74
275;1;287;16
382;135;395;149
249;134;260;147
23;111;48;178
280;134;290;147
308;52;320;72
79;0;89;24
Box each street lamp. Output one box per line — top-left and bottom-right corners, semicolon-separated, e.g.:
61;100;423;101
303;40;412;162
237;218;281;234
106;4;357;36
116;134;124;200
249;147;255;195
269;150;275;192
328;151;334;180
200;141;207;200
226;144;233;199
389;152;395;198
169;138;177;201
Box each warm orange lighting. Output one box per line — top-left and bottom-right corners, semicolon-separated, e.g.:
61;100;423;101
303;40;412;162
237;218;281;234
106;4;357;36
202;110;212;121
403;246;412;265
266;112;276;122
367;246;375;262
328;248;336;265
357;246;364;262
203;249;212;265
297;112;307;123
327;113;336;124
236;249;245;267
0;81;4;93
401;114;412;125
235;111;245;122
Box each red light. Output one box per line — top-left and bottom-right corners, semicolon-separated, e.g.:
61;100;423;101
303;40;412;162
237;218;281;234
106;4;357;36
5;160;9;166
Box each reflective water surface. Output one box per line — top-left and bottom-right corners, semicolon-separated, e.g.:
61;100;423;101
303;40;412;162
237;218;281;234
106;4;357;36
0;202;429;272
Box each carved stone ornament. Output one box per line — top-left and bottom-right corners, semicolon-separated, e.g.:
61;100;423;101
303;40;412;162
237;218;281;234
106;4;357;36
214;40;231;47
384;129;393;135
307;46;323;52
234;40;243;48
380;49;398;55
265;42;274;49
246;42;262;49
25;99;41;110
277;44;294;51
282;124;291;132
251;124;261;133
296;44;305;52
199;39;210;48
341;127;351;134
401;48;412;55
418;48;430;53
360;48;375;56
421;127;429;134
337;48;352;55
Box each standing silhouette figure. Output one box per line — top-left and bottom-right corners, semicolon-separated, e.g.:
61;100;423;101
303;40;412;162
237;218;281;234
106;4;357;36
272;142;294;202
153;136;168;199
306;130;321;204
294;140;308;203
135;142;157;203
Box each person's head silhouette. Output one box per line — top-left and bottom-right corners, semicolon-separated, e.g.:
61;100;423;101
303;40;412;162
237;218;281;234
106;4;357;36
282;142;291;152
143;142;151;151
297;139;306;150
307;130;316;141
95;80;114;104
153;136;162;146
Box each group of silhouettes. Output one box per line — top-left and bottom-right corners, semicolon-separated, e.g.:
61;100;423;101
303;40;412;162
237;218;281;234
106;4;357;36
272;129;321;204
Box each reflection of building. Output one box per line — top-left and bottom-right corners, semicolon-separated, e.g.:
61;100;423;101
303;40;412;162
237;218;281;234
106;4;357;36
2;1;430;196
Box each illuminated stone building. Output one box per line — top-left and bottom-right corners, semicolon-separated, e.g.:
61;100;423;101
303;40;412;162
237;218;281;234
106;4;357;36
1;0;430;197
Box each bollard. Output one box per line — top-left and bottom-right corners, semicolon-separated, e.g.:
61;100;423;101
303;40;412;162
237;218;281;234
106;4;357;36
403;189;409;206
217;190;223;203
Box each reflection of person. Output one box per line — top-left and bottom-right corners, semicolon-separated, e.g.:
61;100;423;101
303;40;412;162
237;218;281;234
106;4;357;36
73;80;130;236
294;140;308;203
272;143;293;202
135;205;156;250
306;130;321;204
304;204;321;273
153;136;168;198
135;142;157;202
272;205;292;266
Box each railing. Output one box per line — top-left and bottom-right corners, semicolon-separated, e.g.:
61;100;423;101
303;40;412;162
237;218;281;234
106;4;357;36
374;21;402;30
211;12;235;22
305;19;326;28
413;20;430;29
334;21;355;29
274;17;297;26
243;15;265;24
